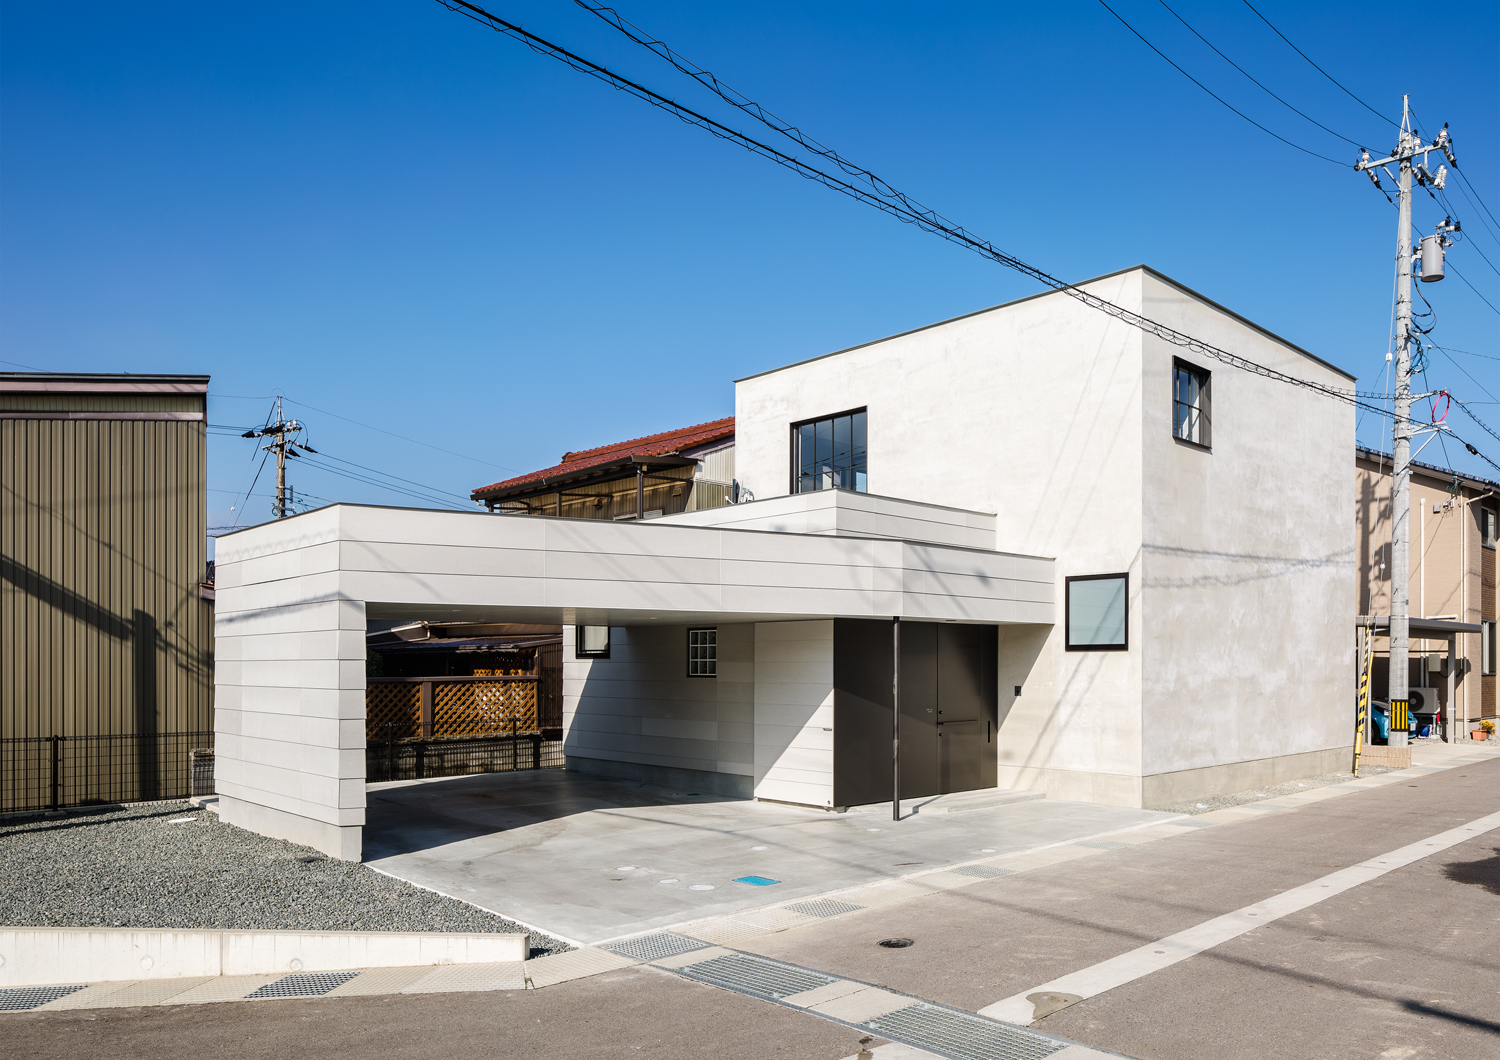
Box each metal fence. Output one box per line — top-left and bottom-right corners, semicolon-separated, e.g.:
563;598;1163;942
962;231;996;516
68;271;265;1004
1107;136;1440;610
0;732;215;814
366;722;564;784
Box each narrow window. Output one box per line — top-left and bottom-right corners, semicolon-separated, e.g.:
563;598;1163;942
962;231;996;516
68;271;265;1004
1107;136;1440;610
576;625;610;659
1066;574;1129;651
1484;621;1496;677
1484;508;1497;549
792;409;867;494
1173;360;1211;448
688;628;717;677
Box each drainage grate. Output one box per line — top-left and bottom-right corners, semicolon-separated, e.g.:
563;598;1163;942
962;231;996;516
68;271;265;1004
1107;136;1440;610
0;985;87;1011
865;1003;1064;1060
604;932;708;963
786;898;867;919
676;953;835;1000
950;865;1015;879
244;972;360;999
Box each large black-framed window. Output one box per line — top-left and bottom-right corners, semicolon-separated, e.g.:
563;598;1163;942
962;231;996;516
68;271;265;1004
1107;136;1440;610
792;408;867;494
1173;359;1211;449
687;628;717;677
575;625;611;659
1065;573;1129;651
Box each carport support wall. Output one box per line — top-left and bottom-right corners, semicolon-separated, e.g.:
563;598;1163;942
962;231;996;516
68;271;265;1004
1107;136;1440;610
213;517;366;861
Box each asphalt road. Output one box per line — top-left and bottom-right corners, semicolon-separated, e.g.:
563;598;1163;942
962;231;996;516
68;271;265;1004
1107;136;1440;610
740;757;1500;1059
8;758;1498;1060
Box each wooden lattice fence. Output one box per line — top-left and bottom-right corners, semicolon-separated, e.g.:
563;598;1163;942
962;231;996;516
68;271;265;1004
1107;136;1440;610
366;676;539;741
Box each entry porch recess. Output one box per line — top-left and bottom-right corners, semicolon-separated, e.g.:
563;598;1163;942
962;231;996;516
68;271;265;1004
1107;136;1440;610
212;499;1052;860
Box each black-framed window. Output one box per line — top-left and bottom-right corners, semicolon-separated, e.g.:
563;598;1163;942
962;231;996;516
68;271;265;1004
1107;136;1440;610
1173;360;1211;448
688;628;717;677
576;625;610;659
1065;574;1129;651
1484;621;1496;677
793;409;867;494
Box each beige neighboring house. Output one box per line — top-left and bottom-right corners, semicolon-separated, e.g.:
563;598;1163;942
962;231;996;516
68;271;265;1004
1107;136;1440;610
1356;445;1498;738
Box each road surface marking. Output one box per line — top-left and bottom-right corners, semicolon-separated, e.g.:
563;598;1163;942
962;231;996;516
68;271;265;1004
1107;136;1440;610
980;808;1500;1024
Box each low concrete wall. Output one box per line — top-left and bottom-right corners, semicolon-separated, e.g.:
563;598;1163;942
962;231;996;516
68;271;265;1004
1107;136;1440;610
1141;746;1352;808
565;755;753;799
0;927;527;987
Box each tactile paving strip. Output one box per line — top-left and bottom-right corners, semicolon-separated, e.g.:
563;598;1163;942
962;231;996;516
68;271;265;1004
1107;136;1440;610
674;952;835;1000
864;1003;1064;1060
244;972;360;999
400;962;526;994
604;932;708;963
949;865;1016;879
785;899;867;919
0;985;87;1011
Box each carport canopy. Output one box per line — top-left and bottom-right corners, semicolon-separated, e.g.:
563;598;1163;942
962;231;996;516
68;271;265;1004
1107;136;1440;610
214;503;1054;860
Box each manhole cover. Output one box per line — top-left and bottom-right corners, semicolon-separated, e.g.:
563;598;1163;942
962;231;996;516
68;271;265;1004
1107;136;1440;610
878;938;914;948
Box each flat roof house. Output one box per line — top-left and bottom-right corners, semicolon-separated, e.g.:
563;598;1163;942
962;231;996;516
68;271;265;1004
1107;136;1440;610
213;266;1356;859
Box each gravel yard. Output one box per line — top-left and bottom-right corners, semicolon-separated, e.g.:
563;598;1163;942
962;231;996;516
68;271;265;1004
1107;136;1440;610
0;801;571;957
1158;763;1397;816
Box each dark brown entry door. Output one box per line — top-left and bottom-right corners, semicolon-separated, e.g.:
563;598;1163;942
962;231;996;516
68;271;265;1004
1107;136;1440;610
936;624;993;794
898;622;939;799
831;619;997;806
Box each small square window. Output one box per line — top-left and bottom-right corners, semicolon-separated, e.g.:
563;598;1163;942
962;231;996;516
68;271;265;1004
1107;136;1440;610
1066;574;1129;651
1173;360;1211;448
688;628;717;677
576;625;610;659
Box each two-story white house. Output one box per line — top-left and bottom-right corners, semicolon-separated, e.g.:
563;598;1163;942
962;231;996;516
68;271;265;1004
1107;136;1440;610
213;265;1355;859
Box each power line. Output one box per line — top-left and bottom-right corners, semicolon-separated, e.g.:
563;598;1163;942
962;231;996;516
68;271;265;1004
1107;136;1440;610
446;0;1380;414
1096;1;1346;165
1154;0;1365;149
209;391;517;472
279;396;517;473
1448;261;1500;318
1239;1;1399;130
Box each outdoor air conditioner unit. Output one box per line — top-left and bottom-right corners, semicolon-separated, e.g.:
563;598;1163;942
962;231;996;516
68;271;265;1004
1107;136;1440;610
1408;687;1441;714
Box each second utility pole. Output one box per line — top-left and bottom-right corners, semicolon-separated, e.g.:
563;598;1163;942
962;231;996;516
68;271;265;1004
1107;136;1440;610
1357;96;1459;749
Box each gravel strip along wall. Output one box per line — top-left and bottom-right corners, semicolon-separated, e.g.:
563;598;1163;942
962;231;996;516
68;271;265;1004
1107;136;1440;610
0;803;571;957
1158;764;1397;816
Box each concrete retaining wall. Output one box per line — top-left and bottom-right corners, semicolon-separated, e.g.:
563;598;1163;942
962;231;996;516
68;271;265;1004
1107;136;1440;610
0;927;527;987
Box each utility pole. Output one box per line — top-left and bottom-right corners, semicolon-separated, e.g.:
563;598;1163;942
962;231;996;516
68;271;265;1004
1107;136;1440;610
241;396;311;519
1356;97;1459;748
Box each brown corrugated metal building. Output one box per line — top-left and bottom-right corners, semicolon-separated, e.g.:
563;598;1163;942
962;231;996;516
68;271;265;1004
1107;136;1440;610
2;373;213;805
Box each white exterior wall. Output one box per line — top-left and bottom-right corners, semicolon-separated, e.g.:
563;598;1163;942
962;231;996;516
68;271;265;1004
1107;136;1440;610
563;623;754;795
735;270;1147;802
732;267;1356;806
1136;276;1355;802
753;620;835;807
213;509;366;861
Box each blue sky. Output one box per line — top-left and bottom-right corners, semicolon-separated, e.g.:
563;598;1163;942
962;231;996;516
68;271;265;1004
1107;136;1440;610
2;1;1496;535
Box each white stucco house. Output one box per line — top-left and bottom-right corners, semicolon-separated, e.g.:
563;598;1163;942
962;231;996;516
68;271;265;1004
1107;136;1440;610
214;266;1356;859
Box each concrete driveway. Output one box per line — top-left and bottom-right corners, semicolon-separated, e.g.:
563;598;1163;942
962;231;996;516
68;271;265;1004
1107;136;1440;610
363;769;1169;944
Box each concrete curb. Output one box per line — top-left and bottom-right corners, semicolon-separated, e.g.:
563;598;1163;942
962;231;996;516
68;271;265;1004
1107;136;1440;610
0;927;527;987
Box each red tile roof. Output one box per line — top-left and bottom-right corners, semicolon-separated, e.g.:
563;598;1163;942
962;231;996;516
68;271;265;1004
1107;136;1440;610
472;417;734;498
